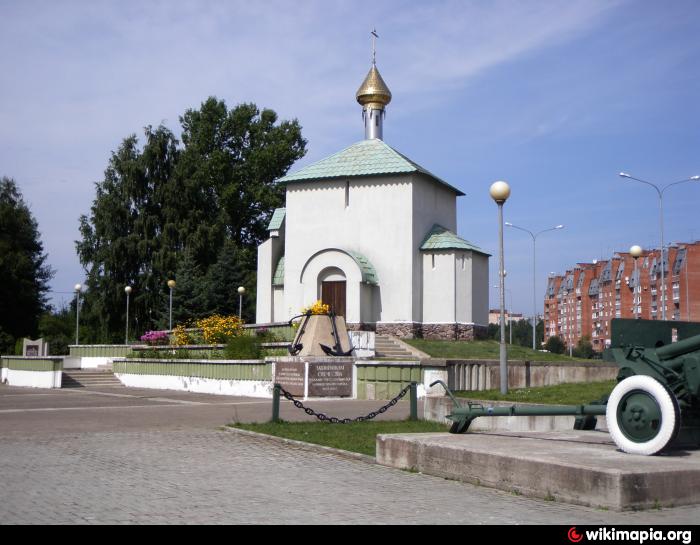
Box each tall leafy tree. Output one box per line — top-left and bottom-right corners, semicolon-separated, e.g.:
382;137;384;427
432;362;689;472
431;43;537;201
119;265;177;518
76;98;305;339
0;177;54;352
167;249;208;326
177;99;306;269
203;242;255;322
77;126;179;340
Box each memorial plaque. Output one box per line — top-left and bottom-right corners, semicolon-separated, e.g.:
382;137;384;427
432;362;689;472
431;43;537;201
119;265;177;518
308;362;353;397
23;338;47;357
274;361;305;397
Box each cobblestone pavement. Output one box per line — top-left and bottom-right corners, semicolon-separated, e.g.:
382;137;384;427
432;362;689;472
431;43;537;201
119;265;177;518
2;385;700;524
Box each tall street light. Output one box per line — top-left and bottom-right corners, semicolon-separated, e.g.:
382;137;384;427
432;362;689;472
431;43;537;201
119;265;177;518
124;286;132;344
505;222;564;350
629;245;643;319
490;180;511;394
167;279;176;331
74;284;82;345
619;172;700;320
237;286;246;319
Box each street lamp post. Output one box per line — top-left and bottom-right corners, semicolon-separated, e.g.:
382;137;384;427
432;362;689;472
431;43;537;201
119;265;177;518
74;284;82;345
124;286;132;344
167;280;176;331
505;222;564;350
630;245;643;320
619;173;699;320
490;180;511;395
237;286;246;319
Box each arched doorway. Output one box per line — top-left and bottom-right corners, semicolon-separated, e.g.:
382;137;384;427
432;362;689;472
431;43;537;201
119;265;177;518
319;267;346;318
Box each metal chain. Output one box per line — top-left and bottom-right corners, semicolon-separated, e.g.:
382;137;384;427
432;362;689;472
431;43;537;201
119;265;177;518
277;384;413;424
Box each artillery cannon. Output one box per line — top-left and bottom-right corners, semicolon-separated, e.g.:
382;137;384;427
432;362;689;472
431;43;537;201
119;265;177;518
435;319;700;455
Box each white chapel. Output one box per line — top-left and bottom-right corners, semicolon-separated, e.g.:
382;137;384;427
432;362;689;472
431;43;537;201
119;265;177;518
256;53;490;339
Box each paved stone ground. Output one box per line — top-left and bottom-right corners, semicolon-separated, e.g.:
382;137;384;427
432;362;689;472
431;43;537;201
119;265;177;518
2;384;700;524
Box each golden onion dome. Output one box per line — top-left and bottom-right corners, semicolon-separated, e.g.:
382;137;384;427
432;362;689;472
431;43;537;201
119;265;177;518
356;65;392;110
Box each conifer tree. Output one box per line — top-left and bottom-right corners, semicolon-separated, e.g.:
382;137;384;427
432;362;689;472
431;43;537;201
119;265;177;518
0;177;54;352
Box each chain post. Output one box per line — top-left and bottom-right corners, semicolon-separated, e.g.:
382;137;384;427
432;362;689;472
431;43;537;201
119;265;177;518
410;382;418;421
275;384;412;424
272;383;281;423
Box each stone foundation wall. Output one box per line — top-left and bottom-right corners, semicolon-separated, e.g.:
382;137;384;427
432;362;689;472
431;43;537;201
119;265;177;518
375;322;422;339
358;322;489;340
421;323;489;341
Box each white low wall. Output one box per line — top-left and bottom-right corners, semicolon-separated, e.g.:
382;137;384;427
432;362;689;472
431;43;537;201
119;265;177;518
115;373;274;398
1;367;7;383
349;331;375;358
79;356;114;369
6;368;62;389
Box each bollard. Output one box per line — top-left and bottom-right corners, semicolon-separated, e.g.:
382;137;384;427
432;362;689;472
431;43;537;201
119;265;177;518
272;383;281;423
410;382;418;421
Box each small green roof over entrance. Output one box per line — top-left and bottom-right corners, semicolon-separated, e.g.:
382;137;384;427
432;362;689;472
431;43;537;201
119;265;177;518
420;224;490;256
277;139;465;196
267;208;286;231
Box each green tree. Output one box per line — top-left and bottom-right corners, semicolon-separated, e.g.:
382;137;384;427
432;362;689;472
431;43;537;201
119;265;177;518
0;177;54;353
544;335;566;354
77;126;178;341
38;306;74;355
203;242;256;323
177;99;306;268
573;335;596;359
167;249;208;327
77;98;305;340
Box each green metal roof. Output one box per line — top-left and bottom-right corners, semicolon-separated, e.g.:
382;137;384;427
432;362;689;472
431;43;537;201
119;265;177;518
267;208;286;231
346;250;379;285
272;256;284;286
420;224;490;256
278;139;465;196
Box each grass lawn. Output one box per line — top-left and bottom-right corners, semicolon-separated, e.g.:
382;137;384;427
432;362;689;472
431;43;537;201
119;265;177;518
405;338;589;362
455;380;616;405
230;420;447;456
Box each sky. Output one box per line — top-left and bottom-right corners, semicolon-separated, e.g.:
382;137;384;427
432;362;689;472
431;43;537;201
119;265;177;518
1;0;698;318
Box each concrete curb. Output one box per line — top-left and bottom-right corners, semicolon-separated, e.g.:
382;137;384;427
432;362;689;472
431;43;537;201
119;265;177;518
222;425;376;465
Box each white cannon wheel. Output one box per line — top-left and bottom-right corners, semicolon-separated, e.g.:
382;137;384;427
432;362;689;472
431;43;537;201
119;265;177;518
606;375;680;455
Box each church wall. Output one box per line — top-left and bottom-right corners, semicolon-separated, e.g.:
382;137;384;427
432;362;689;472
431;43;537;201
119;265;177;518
455;251;472;323
256;239;274;323
411;174;458;322
283;177;414;323
471;253;490;325
272;287;285;322
255;223;285;324
422;251;456;322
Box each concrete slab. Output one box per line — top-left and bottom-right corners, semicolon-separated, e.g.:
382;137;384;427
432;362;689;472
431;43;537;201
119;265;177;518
376;430;700;511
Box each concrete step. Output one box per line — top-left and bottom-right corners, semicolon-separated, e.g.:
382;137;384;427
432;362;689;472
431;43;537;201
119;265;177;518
374;335;416;359
62;371;122;388
376;431;700;511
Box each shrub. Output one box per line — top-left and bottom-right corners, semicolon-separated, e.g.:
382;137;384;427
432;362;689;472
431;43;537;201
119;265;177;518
172;324;194;346
140;330;169;346
224;335;262;360
255;327;283;343
544;335;566;354
195;315;244;344
573;336;596;359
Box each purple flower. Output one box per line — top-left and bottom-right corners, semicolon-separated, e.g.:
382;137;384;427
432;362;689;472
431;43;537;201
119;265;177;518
140;330;169;346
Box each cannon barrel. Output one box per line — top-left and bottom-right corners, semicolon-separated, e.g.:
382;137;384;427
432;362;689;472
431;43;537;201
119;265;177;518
656;332;700;361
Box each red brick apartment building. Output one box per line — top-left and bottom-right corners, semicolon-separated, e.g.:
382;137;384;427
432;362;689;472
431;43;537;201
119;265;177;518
544;241;700;352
